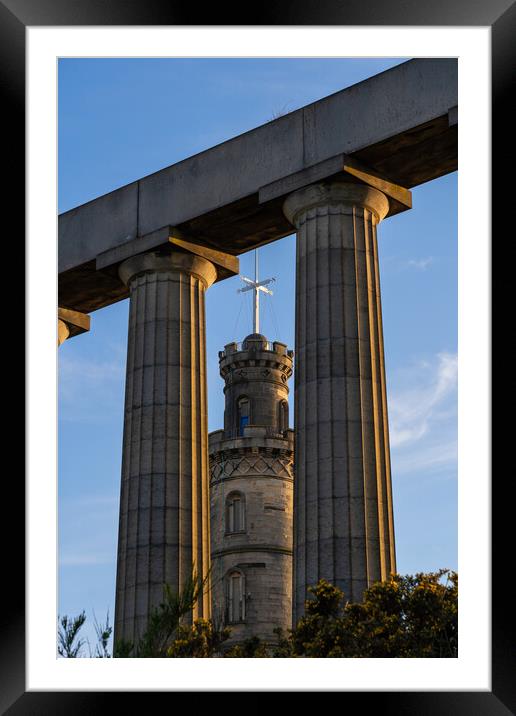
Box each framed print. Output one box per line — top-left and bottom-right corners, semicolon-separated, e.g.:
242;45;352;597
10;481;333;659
6;0;512;712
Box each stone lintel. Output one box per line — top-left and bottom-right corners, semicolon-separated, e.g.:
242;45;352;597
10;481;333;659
96;226;239;283
57;307;90;338
259;153;412;218
258;154;344;205
341;159;412;214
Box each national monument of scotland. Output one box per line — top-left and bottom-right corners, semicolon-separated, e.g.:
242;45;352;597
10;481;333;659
58;59;458;649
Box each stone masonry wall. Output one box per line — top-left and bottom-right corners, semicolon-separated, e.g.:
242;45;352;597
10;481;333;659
209;433;293;647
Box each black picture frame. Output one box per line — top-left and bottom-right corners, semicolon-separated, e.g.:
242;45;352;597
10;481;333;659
7;0;511;711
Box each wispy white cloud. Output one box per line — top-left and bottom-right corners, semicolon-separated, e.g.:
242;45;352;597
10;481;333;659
389;352;457;447
393;439;458;476
59;352;124;394
59;554;115;567
388;352;457;476
60;494;119;509
405;257;434;271
377;255;436;274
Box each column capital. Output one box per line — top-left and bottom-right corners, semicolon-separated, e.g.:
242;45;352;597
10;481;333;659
118;250;217;289
97;227;239;284
282;182;390;227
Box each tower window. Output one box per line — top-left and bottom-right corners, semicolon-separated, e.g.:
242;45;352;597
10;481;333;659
279;400;289;432
226;570;246;623
237;396;250;436
226;492;246;533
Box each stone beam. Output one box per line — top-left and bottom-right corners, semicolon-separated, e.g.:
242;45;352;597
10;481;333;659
57;307;90;345
96;227;240;281
59;58;457;314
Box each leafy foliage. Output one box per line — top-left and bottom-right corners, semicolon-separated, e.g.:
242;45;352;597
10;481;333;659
224;635;271;657
114;570;209;657
167;618;231;657
286;570;458;658
91;610;113;658
58;610;113;658
57;611;87;658
59;569;230;658
60;569;458;658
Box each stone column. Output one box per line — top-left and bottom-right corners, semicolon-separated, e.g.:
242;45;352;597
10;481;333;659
283;182;396;621
114;250;216;648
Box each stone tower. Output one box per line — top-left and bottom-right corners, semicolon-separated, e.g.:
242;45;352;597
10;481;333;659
209;333;294;647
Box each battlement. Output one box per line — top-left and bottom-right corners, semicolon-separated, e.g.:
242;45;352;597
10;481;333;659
220;336;294;358
219;334;294;384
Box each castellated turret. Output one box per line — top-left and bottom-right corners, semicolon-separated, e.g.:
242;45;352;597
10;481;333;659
209;333;294;648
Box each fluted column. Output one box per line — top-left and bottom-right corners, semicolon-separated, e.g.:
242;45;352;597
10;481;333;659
114;250;216;648
283;182;397;621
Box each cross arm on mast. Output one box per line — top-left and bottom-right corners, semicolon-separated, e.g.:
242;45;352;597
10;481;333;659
237;250;275;334
238;276;275;293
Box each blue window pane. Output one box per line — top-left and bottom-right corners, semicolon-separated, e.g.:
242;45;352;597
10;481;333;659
239;415;249;435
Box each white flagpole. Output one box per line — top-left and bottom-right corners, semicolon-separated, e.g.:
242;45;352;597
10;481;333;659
254;250;259;334
237;251;275;337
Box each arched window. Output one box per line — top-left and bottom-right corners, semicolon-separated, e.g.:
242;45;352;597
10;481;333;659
237;396;250;436
226;491;246;533
279;400;289;433
226;570;246;623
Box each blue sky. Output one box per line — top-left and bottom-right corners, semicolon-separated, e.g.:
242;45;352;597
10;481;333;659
58;58;457;653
